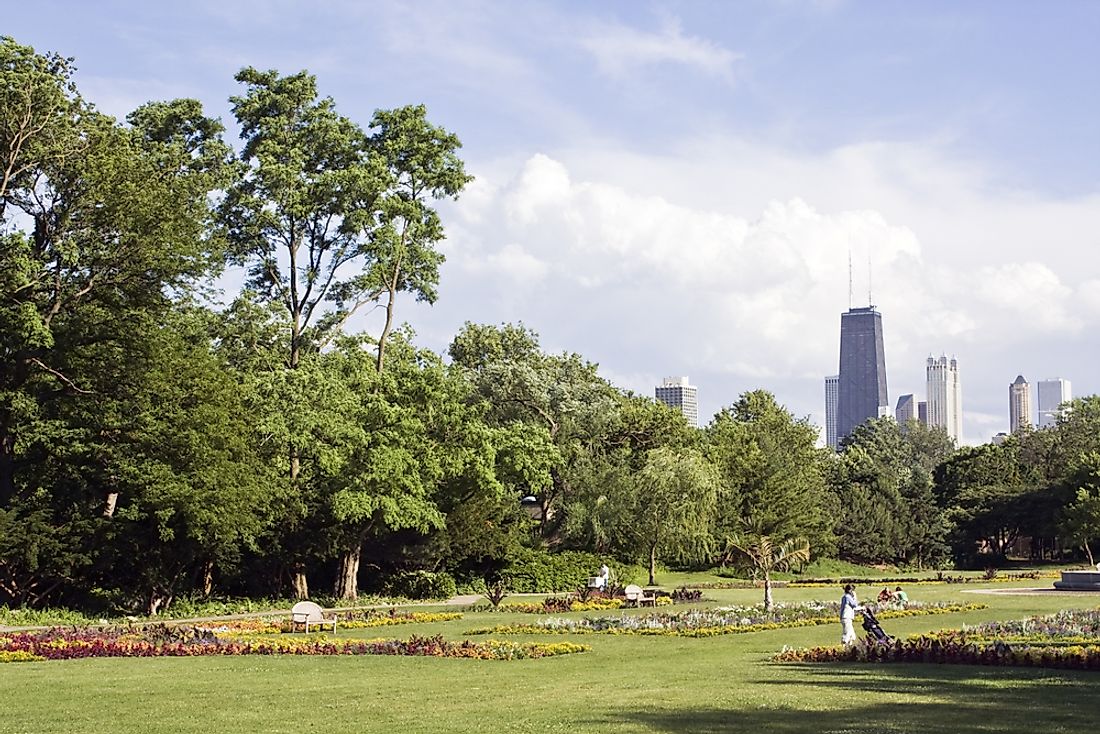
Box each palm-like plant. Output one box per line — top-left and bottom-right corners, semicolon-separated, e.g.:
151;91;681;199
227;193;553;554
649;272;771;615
727;533;811;611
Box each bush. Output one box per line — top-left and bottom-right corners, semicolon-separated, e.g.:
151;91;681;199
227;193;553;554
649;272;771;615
502;549;598;593
382;570;457;600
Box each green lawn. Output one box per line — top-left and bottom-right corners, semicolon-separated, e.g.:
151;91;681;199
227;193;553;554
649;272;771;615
3;580;1099;733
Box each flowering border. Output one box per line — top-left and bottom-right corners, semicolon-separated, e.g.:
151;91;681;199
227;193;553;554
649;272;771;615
773;608;1100;671
0;630;586;662
465;603;986;637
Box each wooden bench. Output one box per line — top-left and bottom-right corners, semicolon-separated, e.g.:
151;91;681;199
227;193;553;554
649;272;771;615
290;601;337;633
624;584;656;607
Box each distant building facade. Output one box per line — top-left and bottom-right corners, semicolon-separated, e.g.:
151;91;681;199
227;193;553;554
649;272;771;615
917;401;928;425
837;307;888;443
1008;375;1032;432
824;375;839;449
655;376;699;427
895;393;916;425
1037;378;1072;428
926;355;962;442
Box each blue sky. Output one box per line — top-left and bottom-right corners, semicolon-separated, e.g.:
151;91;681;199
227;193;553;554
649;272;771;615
10;1;1100;443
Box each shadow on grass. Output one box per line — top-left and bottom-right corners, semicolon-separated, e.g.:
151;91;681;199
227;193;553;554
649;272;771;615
589;663;1100;733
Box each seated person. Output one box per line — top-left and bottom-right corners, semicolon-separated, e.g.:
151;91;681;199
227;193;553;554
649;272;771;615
893;586;908;603
877;586;893;603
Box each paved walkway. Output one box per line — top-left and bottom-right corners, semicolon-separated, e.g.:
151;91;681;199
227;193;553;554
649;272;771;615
961;587;1100;596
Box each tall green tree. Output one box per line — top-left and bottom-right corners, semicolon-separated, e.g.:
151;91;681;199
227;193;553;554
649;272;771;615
633;447;720;585
706;391;832;561
1058;452;1100;566
449;322;617;538
0;38;234;608
222;68;468;597
836;418;953;566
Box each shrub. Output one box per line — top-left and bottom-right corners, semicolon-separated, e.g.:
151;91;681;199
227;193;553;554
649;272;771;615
503;549;603;593
383;571;457;600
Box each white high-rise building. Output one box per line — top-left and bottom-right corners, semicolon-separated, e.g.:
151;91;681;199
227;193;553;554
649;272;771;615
824;375;839;449
1008;375;1032;432
1037;378;1072;428
926;355;962;442
655;376;699;427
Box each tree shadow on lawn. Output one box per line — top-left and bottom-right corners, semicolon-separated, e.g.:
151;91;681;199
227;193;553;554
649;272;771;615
592;664;1100;734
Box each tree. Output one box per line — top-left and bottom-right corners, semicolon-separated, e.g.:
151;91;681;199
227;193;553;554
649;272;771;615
837;418;953;567
222;69;468;598
727;530;810;610
1058;453;1100;566
632;447;720;585
0;39;236;609
361;105;471;373
1;38;231;506
449;322;617;538
706;391;832;559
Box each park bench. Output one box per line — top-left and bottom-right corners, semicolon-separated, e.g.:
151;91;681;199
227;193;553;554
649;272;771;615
624;584;656;607
290;601;337;633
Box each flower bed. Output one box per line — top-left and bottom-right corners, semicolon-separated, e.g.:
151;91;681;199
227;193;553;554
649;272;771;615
773;608;1100;671
0;628;587;662
203;610;461;635
500;598;624;614
465;602;985;637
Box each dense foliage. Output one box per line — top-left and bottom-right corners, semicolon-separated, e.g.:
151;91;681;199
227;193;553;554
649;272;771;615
3;36;1100;616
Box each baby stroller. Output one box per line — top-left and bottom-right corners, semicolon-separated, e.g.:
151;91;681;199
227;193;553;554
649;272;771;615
860;608;892;644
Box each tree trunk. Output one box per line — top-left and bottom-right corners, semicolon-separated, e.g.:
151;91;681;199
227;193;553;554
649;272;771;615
147;590;173;616
763;573;773;611
335;542;362;601
0;429;14;504
376;285;397;374
202;559;214;598
648;543;657;586
1084;542;1095;568
103;492;118;518
291;563;309;600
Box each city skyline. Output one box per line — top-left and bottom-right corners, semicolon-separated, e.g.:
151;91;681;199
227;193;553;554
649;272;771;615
9;2;1098;446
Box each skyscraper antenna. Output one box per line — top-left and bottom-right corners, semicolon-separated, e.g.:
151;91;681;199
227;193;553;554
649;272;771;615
867;252;873;307
848;248;853;310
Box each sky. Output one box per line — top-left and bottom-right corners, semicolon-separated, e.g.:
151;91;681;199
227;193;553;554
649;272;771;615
10;0;1100;445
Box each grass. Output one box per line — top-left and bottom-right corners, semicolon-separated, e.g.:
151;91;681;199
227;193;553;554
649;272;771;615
3;578;1099;733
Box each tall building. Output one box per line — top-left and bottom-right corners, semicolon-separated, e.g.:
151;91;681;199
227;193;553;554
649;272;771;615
824;375;839;449
1037;378;1072;428
655;376;699;427
1008;375;1032;432
895;394;915;425
926;355;962;442
837;307;888;442
917;401;928;425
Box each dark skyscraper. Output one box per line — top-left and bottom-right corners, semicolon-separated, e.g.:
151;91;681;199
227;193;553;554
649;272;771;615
837;306;888;442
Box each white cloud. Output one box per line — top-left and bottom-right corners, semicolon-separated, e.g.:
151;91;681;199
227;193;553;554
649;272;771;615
579;16;741;81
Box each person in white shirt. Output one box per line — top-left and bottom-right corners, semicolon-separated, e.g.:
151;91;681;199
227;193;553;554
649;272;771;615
839;584;863;645
596;564;610;590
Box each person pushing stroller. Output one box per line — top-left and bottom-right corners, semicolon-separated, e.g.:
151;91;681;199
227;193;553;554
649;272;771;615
839;584;863;645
